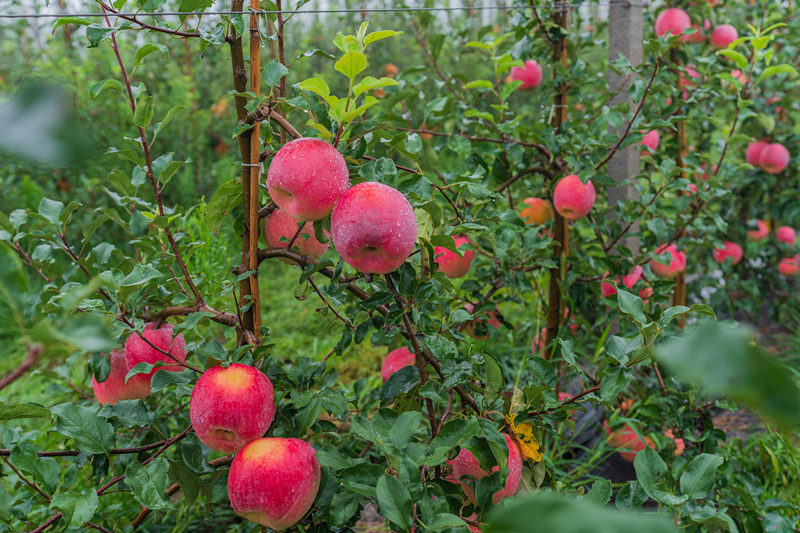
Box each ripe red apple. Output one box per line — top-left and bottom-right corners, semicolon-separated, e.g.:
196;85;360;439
447;433;522;504
463;303;501;340
746;141;768;166
189;364;275;454
520;197;553;225
553;175;596;220
381;347;415;382
92;350;150;405
124;322;187;390
641;130;660;151
655;8;691;39
758;143;790;174
228;438;320;530
777;226;796;245
778;255;800;276
747;219;769;241
262;207;329;259
711;24;738;49
509;59;543;90
712;241;743;265
601;265;643;297
639;286;654;305
685;21;707;43
267;137;350;222
604;422;655;463
651;244;686;278
663;429;685;456
729;69;747;85
330;182;417;274
434;235;475;278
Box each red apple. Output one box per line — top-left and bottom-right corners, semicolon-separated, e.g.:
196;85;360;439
262;207;329;259
641;130;660;151
639;286;654;305
778;256;800;276
747;219;769;241
685;21;706;43
447;433;522;504
330;182;417;274
655;8;691;39
267;137;350;222
601;265;643;297
553;175;596;220
651;244;686;278
509;59;543;90
729;69;747;85
228;438;320;530
604;422;655;463
381;347;416;382
520;197;554;225
92;350;150;405
190;364;275;454
663;429;685;456
124;323;187;390
712;241;743;265
746;141;768;166
711;24;738;48
758;143;790;174
434;235;475;278
777;226;796;246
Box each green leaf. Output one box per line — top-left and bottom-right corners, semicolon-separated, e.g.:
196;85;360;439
376;474;412;530
334;51;368;80
363;30;401;45
133;95;155;128
133;43;167;68
38;198;64;226
464;80;494;90
353;76;399;97
485;493;677;533
606;335;639;365
716;49;748;70
484;353;503;404
206;179;243;235
616;289;646;324
380;365;420;405
53;17;90;32
89;79;124;99
679;453;723;499
126;456;172;510
50;491;99;529
633;448;688;505
263;59;289;87
656;322;800;428
757;64;798;84
152;105;186;143
51;403;115;454
86;24;115;48
121;263;163;287
428;514;469;531
581;479;613;505
600;366;632;402
0;401;50;422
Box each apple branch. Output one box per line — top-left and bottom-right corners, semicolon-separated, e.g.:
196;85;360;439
0;343;43;392
94;0;201;38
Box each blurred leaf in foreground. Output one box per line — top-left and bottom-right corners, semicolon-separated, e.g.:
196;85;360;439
655;321;800;429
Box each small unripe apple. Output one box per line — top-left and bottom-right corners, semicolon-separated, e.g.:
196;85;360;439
553;175;596;220
712;241;743;265
447;433;522;504
228;438;320;530
655;8;691;39
381;347;416;382
124;323;187;390
604;422;655;463
641;130;660;151
778;256;800;276
651;244;686;278
747;219;769;241
776;226;796;246
262;207;329;260
434;235;476;278
520;197;554;225
267;137;350;222
758;143;790;174
509;59;543;90
92;350;150;405
190;364;275;454
330;182;417;275
746;141;768;166
711;24;738;49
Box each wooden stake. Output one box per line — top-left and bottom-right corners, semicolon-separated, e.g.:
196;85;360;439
671;49;687;327
248;0;262;337
545;4;569;357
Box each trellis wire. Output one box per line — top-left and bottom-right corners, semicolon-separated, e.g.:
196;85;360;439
0;3;649;19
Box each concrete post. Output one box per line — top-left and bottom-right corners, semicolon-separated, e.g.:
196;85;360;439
607;1;643;257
